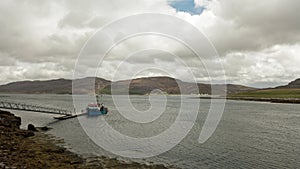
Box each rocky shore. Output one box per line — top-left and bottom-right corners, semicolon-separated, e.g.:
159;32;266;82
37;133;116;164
0;110;176;169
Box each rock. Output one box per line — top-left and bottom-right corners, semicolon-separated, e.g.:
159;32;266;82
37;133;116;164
22;130;35;137
40;126;51;131
45;146;65;153
15;130;35;137
0;110;11;115
0;110;21;129
27;124;37;132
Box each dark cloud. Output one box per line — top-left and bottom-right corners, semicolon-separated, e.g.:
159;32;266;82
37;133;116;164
0;0;299;86
205;0;300;54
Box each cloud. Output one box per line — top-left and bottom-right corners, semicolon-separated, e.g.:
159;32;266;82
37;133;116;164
198;0;300;54
224;44;300;87
0;0;299;87
194;0;209;7
0;61;72;84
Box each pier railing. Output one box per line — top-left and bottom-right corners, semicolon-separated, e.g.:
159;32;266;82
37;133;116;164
0;101;73;115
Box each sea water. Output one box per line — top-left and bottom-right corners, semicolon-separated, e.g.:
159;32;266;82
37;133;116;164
1;94;299;168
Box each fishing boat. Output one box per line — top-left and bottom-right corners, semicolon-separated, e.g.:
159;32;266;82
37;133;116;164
86;95;108;116
86;103;108;116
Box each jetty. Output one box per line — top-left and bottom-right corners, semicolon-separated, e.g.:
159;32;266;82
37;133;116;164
0;101;78;120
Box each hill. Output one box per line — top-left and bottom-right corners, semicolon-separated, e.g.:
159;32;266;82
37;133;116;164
230;78;300;100
276;78;300;89
0;76;255;95
0;79;72;94
100;76;200;95
0;78;110;94
99;76;255;95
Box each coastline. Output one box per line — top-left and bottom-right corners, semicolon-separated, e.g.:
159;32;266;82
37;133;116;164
226;97;300;104
0;109;177;169
191;96;300;104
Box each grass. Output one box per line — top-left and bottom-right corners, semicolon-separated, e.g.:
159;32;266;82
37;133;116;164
230;88;300;99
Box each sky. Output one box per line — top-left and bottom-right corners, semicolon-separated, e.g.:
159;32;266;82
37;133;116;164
0;0;299;88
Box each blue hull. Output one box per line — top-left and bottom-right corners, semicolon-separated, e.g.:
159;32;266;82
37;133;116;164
87;108;107;116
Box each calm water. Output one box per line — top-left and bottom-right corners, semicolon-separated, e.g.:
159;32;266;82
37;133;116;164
1;94;299;168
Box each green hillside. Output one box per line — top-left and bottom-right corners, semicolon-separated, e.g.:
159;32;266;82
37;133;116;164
230;89;300;99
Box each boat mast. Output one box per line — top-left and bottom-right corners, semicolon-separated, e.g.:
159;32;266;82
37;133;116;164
96;95;100;105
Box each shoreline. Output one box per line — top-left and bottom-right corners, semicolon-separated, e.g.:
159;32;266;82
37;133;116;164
226;97;300;104
0;109;177;169
190;96;300;104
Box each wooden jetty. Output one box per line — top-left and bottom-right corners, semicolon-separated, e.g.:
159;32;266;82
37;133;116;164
53;115;78;120
0;101;73;116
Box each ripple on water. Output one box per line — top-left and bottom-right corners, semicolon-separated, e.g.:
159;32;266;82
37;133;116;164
1;94;300;169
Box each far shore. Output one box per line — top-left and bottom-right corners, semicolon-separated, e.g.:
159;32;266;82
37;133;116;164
226;97;300;104
189;96;300;104
1;93;300;104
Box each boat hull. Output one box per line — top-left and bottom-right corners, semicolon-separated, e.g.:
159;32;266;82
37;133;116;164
87;108;107;116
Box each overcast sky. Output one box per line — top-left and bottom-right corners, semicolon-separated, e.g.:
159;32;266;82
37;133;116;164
0;0;299;88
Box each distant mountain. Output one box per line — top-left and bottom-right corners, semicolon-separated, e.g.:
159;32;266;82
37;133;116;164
213;84;256;95
276;78;300;89
0;78;110;94
72;77;111;94
100;76;199;95
99;76;256;95
0;76;256;95
229;78;300;100
0;79;72;94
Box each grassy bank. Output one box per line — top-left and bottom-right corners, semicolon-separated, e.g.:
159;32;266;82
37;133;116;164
230;88;300;99
227;88;300;104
